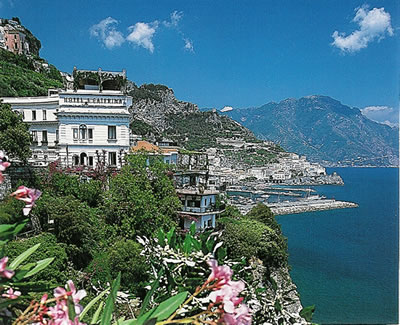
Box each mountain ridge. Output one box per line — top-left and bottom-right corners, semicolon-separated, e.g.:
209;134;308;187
221;95;399;166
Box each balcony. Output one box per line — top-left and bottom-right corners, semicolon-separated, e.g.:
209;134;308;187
181;204;219;214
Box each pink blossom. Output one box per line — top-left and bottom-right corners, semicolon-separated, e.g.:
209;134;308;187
0;257;15;279
2;287;21;299
207;259;233;287
0;151;10;184
223;304;252;325
209;280;245;313
10;186;42;216
54;280;86;315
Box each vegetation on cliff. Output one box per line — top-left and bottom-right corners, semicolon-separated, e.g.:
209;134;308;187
0;48;63;97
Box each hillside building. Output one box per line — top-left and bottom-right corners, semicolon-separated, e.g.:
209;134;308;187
2;68;132;169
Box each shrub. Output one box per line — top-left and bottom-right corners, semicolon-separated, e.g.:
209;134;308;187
4;232;69;284
35;194;107;268
221;217;288;269
108;239;149;296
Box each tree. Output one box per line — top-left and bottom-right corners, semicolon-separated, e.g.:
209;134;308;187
108;239;149;296
0;101;31;161
221;217;288;269
102;153;180;239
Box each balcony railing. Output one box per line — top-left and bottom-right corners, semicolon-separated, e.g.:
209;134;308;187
181;205;219;213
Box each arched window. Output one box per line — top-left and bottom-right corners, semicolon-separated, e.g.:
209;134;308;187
79;124;87;140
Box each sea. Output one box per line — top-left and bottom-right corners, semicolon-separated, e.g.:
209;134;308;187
276;167;399;324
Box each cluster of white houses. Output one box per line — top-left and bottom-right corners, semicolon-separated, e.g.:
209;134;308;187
1;68;222;230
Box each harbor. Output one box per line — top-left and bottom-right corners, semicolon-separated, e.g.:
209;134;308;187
226;185;359;216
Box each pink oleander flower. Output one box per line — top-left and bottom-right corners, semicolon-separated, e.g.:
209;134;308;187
10;185;42;216
223;304;252;325
206;260;251;324
54;280;87;315
0;256;15;279
209;280;245;313
2;287;21;299
0;151;10;184
207;259;233;287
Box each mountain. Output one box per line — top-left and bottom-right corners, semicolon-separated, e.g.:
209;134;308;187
221;95;399;166
128;83;261;150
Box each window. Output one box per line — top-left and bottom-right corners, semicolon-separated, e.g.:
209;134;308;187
31;131;38;143
207;219;212;227
32;111;36;120
79;125;87;140
74;156;79;166
73;128;78;140
108;126;116;140
42;131;48;144
43;110;47;120
88;128;93;140
108;152;117;166
55;130;59;142
88;156;94;166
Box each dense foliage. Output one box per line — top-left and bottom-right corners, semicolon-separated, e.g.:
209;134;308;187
102;154;181;238
0;48;63;97
0;102;32;161
220;204;288;269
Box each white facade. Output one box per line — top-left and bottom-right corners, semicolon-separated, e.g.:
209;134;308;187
2;88;132;168
2;95;59;166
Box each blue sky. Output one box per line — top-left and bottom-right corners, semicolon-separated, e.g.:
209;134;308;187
1;0;398;125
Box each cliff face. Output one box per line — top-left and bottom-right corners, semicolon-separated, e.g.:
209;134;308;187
128;83;259;151
128;83;198;133
223;95;399;166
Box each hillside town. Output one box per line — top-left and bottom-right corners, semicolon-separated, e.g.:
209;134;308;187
1;67;357;229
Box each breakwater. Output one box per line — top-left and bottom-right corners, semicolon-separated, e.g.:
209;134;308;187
269;199;358;215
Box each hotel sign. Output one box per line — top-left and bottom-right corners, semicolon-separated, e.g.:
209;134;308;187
63;97;126;105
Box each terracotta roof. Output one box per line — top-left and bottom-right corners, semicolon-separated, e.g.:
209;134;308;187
131;140;160;153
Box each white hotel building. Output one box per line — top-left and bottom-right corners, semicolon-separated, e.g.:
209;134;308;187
2;69;132;168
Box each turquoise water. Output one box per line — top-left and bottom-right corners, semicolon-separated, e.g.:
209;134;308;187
276;168;399;324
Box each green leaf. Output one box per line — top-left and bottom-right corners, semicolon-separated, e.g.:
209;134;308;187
191;238;201;251
157;229;165;246
216;247;227;260
67;294;76;320
269;276;278;292
189;222;196;236
183;235;192;254
166;227;176;248
24;258;54;278
91;301;104;324
80;288;109;321
300;305;315;322
139;269;163;317
150;291;188;321
100;272;121;325
205;238;215;253
9;243;41;269
274;299;282;312
12;263;35;281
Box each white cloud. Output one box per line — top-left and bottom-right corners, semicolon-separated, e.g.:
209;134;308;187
126;21;158;53
90;11;194;53
361;105;399;127
184;38;194;52
163;11;183;28
332;6;393;53
90;17;125;49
